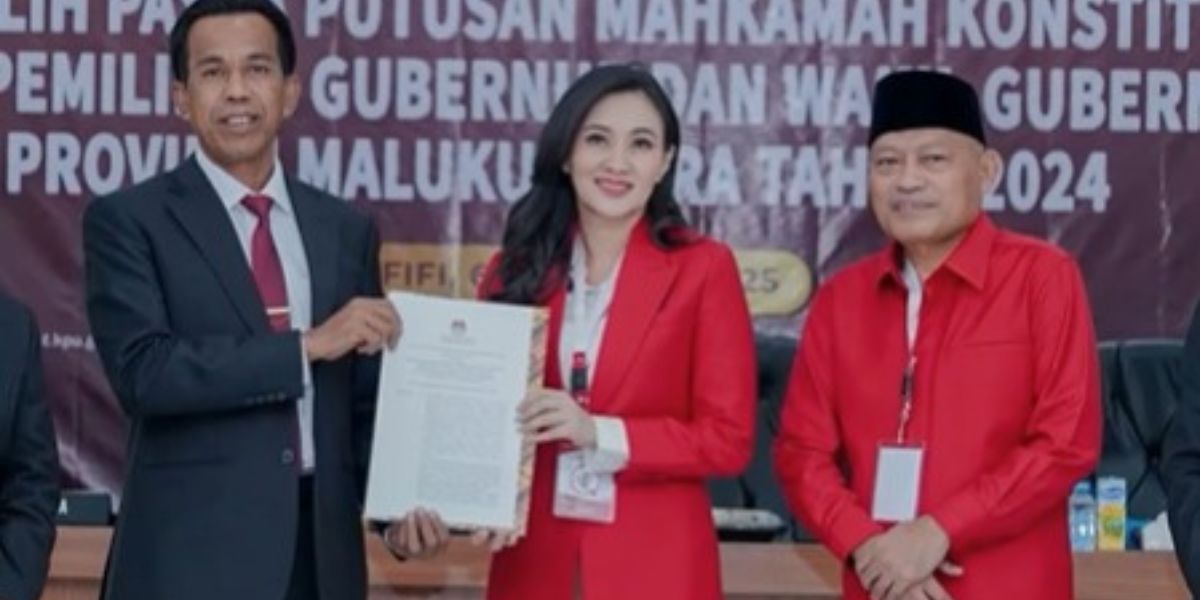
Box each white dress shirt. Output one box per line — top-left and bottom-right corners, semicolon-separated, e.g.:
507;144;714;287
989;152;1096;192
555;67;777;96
902;258;923;352
558;237;630;473
194;149;316;472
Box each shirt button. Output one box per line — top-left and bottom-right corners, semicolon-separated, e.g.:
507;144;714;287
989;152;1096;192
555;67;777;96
281;449;295;465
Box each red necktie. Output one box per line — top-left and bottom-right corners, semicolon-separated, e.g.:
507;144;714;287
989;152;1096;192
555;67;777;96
241;194;291;332
242;194;306;473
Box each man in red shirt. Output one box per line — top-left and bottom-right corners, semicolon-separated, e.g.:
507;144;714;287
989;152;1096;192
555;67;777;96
774;71;1101;600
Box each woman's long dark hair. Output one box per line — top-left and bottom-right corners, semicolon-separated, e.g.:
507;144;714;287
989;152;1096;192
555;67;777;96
489;64;692;305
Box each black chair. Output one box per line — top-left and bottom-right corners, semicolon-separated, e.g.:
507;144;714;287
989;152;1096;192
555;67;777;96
709;335;808;542
1097;339;1186;521
56;490;113;525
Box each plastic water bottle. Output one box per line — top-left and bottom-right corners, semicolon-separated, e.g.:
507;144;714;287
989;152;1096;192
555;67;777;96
1069;480;1097;551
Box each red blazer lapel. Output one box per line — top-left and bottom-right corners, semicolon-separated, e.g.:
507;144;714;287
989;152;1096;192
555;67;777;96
590;222;679;411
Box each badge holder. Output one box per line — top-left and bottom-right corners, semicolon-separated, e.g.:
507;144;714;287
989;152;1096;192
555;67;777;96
871;360;923;523
553;351;617;523
872;442;924;522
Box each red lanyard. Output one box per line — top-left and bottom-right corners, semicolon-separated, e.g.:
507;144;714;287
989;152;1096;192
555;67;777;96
896;355;916;443
898;260;922;443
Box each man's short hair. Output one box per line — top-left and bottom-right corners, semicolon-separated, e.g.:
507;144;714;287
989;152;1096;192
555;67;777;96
169;0;297;82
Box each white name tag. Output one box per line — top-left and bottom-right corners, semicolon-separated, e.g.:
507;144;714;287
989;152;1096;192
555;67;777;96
871;444;924;522
553;450;616;523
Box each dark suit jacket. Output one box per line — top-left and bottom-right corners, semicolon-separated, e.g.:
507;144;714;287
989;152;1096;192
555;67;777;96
0;294;59;600
84;157;380;600
1165;301;1200;594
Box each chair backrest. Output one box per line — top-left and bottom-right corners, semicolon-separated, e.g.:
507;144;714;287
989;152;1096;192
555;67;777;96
708;334;811;541
1099;338;1186;520
747;335;809;540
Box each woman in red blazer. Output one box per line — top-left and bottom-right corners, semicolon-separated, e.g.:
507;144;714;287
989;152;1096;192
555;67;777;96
476;64;757;600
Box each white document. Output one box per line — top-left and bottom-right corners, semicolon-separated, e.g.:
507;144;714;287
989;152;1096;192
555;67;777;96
365;292;544;532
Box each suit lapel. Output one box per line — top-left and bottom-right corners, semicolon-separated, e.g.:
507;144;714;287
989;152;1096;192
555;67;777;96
165;157;267;333
590;223;678;409
290;179;339;325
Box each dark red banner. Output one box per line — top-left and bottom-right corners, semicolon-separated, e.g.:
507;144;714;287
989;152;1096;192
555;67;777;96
0;0;1196;495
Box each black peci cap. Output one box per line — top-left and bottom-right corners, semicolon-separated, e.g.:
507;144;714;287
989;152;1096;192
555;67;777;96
869;70;987;146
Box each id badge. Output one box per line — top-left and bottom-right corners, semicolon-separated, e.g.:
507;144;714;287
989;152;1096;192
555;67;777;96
553;450;616;523
871;443;924;522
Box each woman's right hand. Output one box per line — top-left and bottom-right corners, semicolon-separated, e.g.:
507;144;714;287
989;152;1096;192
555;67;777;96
520;389;597;448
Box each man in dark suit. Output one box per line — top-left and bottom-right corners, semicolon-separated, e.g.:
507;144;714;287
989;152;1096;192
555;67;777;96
1165;303;1200;594
84;2;446;599
0;293;59;600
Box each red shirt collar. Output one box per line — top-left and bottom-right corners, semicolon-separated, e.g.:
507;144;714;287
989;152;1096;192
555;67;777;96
872;215;998;291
